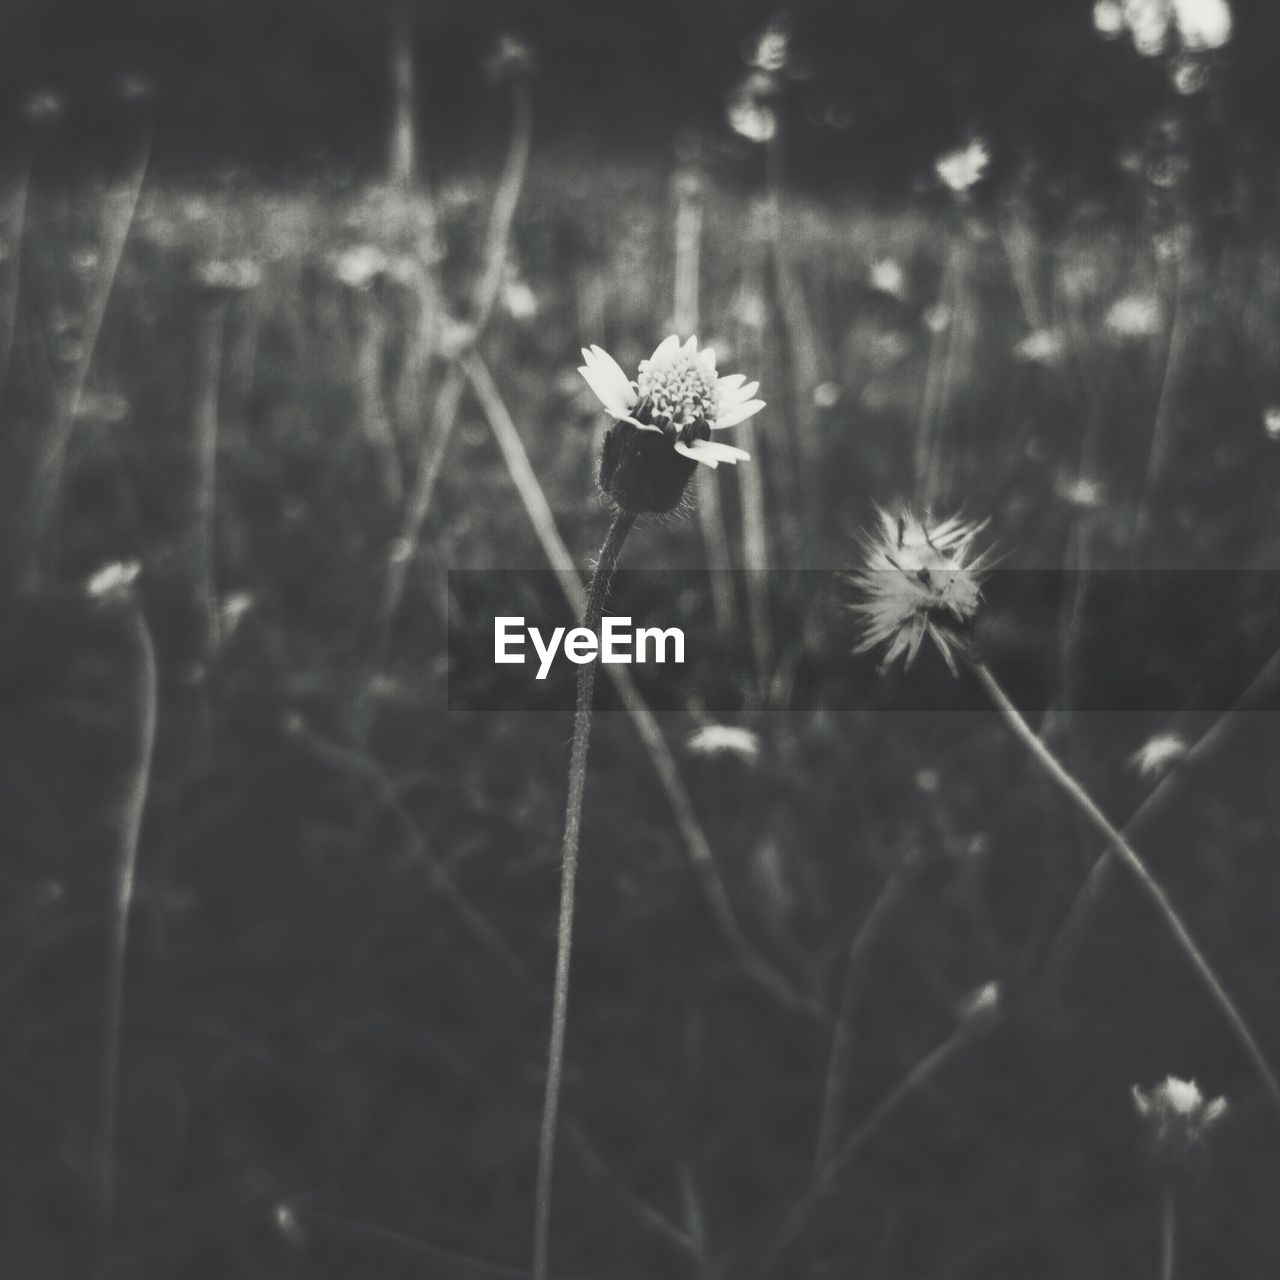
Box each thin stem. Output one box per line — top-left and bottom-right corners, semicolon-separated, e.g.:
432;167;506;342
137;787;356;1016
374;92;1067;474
1160;1183;1176;1280
749;1017;995;1280
812;862;916;1171
462;352;816;1017
531;507;636;1280
967;654;1280;1116
95;599;158;1277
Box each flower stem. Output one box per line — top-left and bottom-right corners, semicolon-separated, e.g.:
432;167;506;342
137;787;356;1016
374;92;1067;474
1160;1183;1176;1280
531;507;636;1280
967;654;1280;1117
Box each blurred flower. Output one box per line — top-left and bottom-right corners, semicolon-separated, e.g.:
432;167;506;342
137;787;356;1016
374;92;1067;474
114;71;155;105
687;724;761;763
332;245;388;290
733;285;769;333
193;257;261;295
485;33;537;84
1105;293;1162;338
849;510;991;675
747;21;791;72
71;245;100;278
1263;407;1280;441
501;268;538;321
1132;1076;1227;1166
219;591;255;643
1094;0;1127;36
1129;731;1188;779
923;303;951;334
813;381;842;409
936;139;990;194
957;980;1002;1026
727;71;779;144
583;336;762;511
1172;0;1232;50
74;390;130;426
23;88;66;125
1057;475;1106;509
869;257;908;300
1014;328;1066;365
86;560;141;601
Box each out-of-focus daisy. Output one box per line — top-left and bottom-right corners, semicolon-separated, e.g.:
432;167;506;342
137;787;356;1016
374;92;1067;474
747;21;790;72
1105;293;1162;339
1129;731;1188;779
86;561;141;601
687;724;761;764
1171;0;1232;50
219;591;255;643
813;381;842;409
849;510;991;675
727;71;779;144
1263;407;1280;441
923;303;951;334
869;257;908;301
1014;328;1066;365
1132;1075;1228;1165
936;139;990;194
581;336;763;512
956;980;1001;1026
1094;0;1127;36
23;88;66;125
1056;475;1106;509
332;245;389;290
485;33;537;84
501;268;538;321
194;257;261;295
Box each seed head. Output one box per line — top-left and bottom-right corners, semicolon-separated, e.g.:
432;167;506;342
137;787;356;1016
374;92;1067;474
849;509;990;676
1132;1075;1228;1169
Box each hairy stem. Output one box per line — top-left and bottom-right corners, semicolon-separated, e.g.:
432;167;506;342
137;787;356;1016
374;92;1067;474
1160;1183;1176;1280
531;507;636;1280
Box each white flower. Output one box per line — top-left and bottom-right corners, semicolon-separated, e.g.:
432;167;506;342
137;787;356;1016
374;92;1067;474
727;76;778;144
850;509;991;675
333;245;389;290
1014;328;1066;365
1132;1075;1228;1162
748;22;790;72
1105;293;1162;339
86;561;141;600
194;257;261;293
1057;475;1106;509
1263;407;1280;441
579;335;764;470
936;139;990;193
957;981;1002;1025
1129;731;1188;779
869;258;908;300
1171;0;1232;50
686;724;761;763
502;276;538;321
1094;0;1127;36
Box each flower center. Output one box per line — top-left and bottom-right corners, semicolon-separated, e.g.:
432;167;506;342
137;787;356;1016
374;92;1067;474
636;347;717;428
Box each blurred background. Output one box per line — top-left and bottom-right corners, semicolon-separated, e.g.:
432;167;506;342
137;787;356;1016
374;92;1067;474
2;0;1280;1276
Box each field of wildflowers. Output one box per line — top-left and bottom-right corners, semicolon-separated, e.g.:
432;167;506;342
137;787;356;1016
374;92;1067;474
2;4;1280;1278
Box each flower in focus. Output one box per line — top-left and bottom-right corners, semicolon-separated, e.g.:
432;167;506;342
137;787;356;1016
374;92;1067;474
580;336;763;513
1129;731;1189;779
849;509;991;675
686;724;761;764
936;139;990;194
1132;1076;1228;1167
1105;293;1162;339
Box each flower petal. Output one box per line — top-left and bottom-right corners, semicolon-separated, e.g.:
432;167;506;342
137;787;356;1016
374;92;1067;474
688;439;750;465
578;345;636;418
713;399;766;429
674;440;718;468
651;334;682;362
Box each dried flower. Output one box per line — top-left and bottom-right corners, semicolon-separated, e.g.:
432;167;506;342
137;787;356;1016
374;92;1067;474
849;510;991;675
1132;1076;1228;1167
581;336;763;513
936;139;990;194
1129;731;1189;779
686;724;761;764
